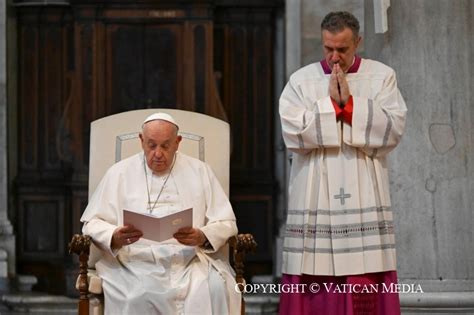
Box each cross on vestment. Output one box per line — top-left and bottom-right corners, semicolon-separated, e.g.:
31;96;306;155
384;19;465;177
334;188;351;205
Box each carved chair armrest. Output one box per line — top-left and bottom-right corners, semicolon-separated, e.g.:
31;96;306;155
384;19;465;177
68;234;92;315
228;233;257;289
69;233;257;315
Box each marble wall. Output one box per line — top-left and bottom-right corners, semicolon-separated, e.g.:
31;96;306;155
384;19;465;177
362;0;473;286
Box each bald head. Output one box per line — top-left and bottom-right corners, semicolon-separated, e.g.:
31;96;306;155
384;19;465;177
139;119;182;174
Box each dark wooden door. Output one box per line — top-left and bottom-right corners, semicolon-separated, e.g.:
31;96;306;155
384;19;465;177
105;24;183;112
214;7;277;271
14;0;281;294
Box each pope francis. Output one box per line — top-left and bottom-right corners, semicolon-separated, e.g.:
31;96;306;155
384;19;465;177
80;113;240;315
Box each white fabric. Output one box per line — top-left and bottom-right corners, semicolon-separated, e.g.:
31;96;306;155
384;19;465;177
280;58;407;276
144;160;182;215
81;152;240;315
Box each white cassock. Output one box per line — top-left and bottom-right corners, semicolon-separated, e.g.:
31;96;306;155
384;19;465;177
280;58;407;276
80;151;241;315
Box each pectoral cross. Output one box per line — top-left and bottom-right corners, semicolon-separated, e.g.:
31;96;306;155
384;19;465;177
334;188;351;205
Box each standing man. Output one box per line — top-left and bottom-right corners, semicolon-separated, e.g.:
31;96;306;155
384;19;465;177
279;11;407;314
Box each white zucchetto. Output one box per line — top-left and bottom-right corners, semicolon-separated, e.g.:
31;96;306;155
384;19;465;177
142;113;179;130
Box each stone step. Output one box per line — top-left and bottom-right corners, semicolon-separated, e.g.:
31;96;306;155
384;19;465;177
244;293;279;314
2;289;473;315
1;292;76;314
400;291;474;315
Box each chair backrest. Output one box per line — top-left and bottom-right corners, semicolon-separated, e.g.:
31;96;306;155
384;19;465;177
89;109;230;199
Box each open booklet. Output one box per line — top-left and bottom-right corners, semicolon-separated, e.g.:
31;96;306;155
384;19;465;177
123;208;193;242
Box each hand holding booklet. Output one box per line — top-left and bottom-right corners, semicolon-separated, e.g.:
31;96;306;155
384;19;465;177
123;208;193;242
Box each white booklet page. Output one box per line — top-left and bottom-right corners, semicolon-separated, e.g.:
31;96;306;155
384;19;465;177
123;208;193;242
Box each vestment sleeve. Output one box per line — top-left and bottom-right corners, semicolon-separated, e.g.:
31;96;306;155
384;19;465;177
199;164;238;253
279;77;340;153
343;69;407;157
80;168;121;257
83;219;118;257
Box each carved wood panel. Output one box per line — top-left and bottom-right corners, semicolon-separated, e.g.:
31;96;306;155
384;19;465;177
232;196;274;261
105;24;183;112
215;9;274;178
15;2;281;293
18;194;65;259
18;21;39;174
214;8;276;272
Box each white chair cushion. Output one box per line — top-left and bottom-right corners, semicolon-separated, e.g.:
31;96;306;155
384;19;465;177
75;269;103;295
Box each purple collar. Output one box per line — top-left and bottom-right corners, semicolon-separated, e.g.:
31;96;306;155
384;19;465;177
320;55;361;74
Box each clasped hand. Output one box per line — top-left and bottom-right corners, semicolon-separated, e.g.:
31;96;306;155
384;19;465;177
329;63;350;106
111;225;206;249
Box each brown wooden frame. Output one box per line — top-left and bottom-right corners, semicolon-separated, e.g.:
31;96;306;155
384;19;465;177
69;233;256;315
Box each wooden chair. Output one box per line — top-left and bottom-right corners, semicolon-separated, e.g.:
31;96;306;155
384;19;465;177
69;109;256;315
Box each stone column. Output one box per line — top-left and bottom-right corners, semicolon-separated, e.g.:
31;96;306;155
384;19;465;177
362;0;474;312
0;0;16;291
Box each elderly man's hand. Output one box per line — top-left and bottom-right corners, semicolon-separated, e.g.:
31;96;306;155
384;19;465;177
173;227;207;246
111;225;143;250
